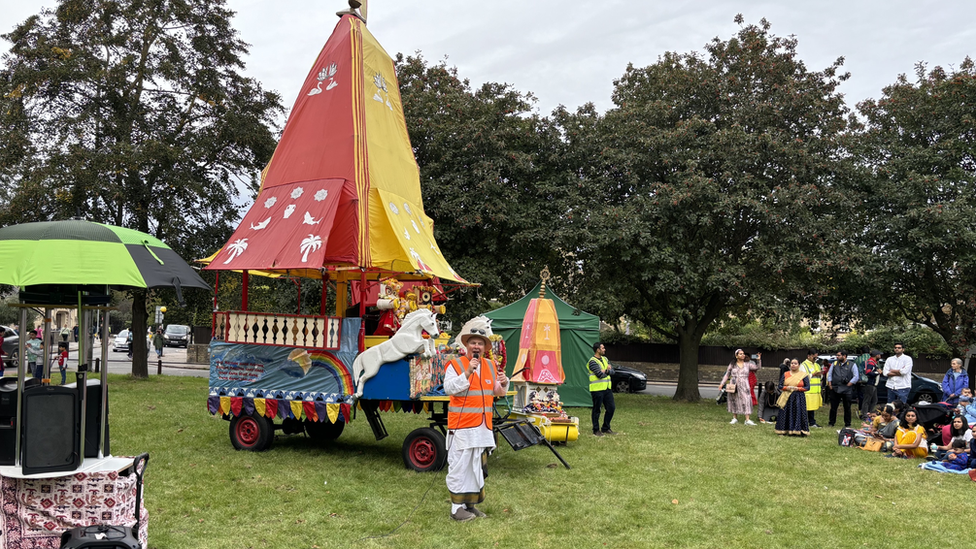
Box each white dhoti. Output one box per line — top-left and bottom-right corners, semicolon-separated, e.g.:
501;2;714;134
446;445;488;505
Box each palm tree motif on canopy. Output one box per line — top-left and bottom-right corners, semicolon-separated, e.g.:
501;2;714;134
300;234;322;263
224;239;248;264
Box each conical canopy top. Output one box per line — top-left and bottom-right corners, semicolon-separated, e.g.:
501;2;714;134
206;15;467;283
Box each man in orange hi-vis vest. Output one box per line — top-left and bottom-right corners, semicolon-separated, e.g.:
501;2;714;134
445;315;509;522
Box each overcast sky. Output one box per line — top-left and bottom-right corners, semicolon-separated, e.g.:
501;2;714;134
2;1;975;118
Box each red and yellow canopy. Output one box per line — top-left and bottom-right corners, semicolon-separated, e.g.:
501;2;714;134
205;15;467;284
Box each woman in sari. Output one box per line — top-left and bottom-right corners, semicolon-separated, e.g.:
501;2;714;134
890;409;928;459
719;349;761;425
775;359;810;436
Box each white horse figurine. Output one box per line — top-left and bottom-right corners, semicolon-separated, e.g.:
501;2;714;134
352;308;438;398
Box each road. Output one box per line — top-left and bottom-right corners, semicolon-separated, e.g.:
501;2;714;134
640;381;721;399
13;339;209;378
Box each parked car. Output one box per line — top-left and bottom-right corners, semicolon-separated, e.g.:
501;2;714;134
163;325;191;348
610;364;647;393
1;325;19;368
113;329;131;352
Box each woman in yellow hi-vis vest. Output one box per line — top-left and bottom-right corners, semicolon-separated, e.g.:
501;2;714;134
800;350;824;428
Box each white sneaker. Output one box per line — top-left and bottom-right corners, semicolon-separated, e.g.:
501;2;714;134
744;419;756;426
730;418;738;424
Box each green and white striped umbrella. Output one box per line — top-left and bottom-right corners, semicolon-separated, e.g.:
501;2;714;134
0;219;209;293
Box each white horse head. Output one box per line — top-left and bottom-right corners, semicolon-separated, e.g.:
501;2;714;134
402;308;438;336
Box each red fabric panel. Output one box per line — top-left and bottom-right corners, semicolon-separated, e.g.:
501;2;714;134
208;179;344;270
303;401;318;423
266;399;278;420
261;17;357;191
230;397;242;417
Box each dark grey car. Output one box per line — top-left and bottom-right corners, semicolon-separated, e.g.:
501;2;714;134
1;325;19;368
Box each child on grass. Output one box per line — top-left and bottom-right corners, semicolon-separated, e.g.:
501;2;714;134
920;439;969;473
57;343;68;385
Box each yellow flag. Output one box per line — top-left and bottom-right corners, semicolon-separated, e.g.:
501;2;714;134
219;396;230;416
327;403;340;424
255;398;266;417
291;400;304;420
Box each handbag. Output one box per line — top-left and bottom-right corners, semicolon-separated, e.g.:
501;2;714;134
862;437;883;451
726;382;737;394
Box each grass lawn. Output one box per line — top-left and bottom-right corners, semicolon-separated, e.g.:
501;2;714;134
98;374;968;548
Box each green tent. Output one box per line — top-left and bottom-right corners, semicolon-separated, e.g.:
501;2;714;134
483;282;600;407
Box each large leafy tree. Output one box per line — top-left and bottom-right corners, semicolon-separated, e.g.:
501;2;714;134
0;0;282;376
566;18;857;401
856;59;976;358
396;54;577;325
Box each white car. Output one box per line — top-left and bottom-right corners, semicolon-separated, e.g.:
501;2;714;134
113;329;130;352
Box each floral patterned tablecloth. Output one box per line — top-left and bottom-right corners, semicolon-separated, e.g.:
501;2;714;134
0;464;147;549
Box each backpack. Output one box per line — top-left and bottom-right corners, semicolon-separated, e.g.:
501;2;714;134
838;428;857;447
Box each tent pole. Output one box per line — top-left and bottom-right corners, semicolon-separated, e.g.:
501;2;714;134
320;273;329;316
359;269;367;353
212;271;220;340
242;270;249;311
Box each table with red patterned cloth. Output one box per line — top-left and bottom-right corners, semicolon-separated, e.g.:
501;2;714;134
0;459;147;549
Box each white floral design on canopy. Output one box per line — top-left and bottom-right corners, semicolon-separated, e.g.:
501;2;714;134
291;187;304;199
403;203;412;215
264;196;277;209
389;202;399;214
314;189;329;201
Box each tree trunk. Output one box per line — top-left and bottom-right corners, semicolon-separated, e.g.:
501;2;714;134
131;290;148;378
673;327;703;402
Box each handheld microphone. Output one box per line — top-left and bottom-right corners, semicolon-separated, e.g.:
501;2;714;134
469;351;480;375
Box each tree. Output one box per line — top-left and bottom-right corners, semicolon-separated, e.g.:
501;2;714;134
0;0;282;376
396;54;578;325
567;17;856;401
856;58;976;358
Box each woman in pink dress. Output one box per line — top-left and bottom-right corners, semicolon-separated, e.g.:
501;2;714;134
719;349;762;425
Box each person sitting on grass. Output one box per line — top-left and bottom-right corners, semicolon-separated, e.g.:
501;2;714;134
866;404;899;440
890;409;927;459
933;416;972;459
919;439;969;473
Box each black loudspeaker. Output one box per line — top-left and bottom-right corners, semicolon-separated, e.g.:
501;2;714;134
0;378;16;465
22;385;80;475
59;525;140;549
68;379;110;458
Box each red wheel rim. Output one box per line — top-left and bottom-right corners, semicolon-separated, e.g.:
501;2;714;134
236;417;260;447
409;437;436;467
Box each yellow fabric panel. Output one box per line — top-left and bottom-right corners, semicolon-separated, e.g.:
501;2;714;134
254;398;266;417
370;189;468;283
219;397;230;416
360;23;423;207
327;403;340;424
290;400;304;420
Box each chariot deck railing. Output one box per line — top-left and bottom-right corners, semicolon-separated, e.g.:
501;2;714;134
212;311;342;350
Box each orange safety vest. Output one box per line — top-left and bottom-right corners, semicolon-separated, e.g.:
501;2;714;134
448;356;497;430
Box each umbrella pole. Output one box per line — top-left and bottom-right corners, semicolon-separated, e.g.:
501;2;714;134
13;306;27;467
77;291;87;462
42;308;51;382
99;311;110;458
